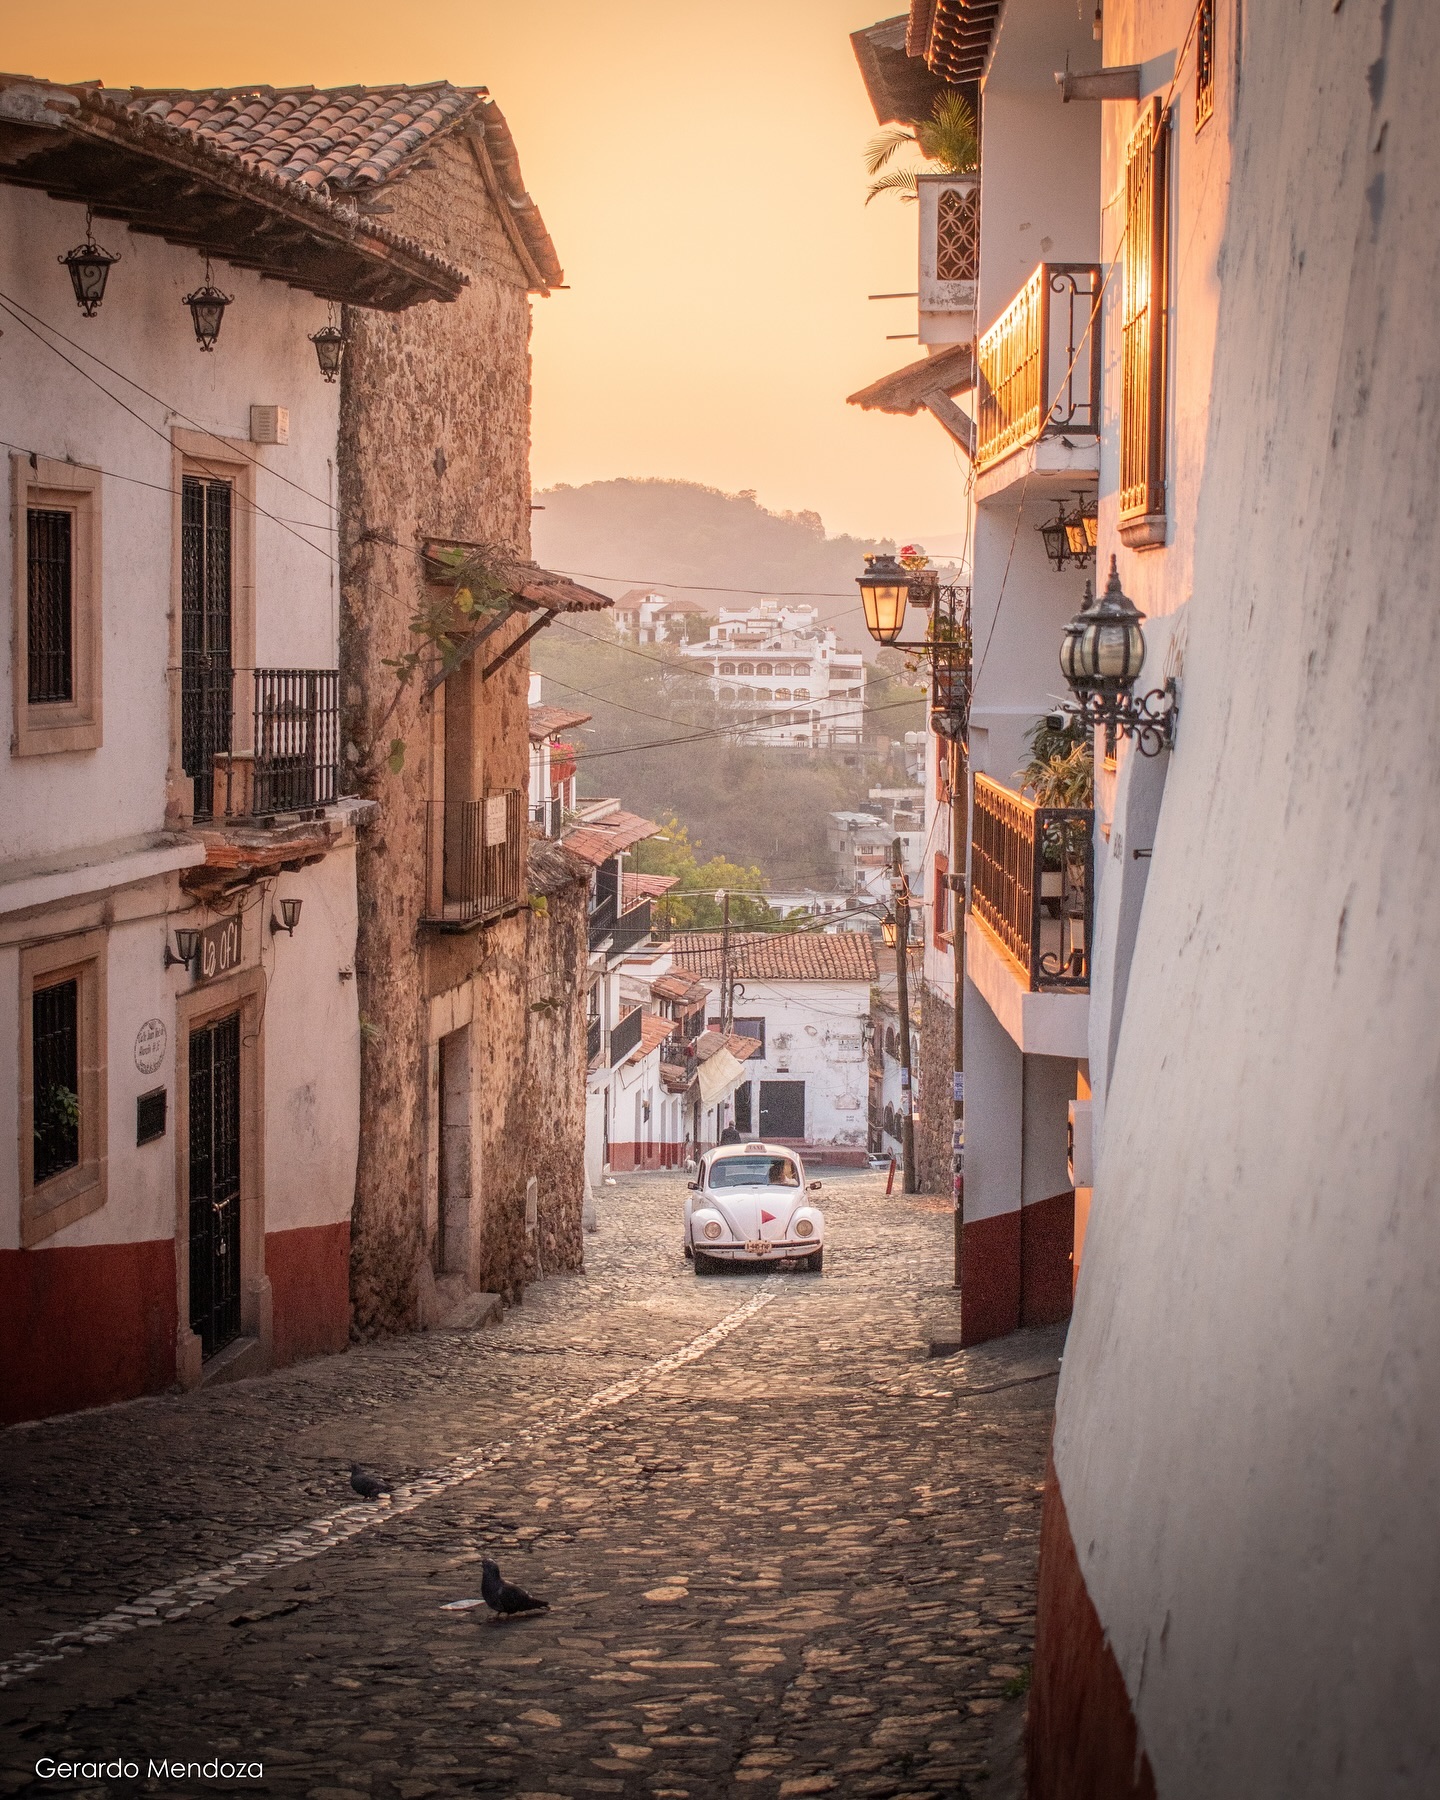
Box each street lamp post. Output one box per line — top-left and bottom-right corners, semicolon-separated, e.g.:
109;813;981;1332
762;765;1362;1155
890;838;917;1196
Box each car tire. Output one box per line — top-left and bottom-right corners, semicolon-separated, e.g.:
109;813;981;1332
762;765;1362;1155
683;1241;693;1261
693;1249;716;1276
806;1249;824;1274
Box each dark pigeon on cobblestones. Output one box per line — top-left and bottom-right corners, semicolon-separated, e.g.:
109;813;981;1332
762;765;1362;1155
349;1463;393;1501
480;1558;549;1617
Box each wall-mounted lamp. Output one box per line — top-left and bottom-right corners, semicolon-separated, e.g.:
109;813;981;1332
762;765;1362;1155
1040;494;1098;571
309;310;345;382
183;257;233;351
270;897;303;937
1059;556;1177;757
59;208;121;317
880;912;899;948
164;926;201;969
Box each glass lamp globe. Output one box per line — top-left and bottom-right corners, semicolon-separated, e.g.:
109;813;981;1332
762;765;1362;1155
856;554;913;645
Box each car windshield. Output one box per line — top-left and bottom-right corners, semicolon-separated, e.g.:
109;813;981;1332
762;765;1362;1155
708;1156;800;1189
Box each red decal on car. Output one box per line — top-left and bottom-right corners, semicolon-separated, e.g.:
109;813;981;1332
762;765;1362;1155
760;1209;775;1224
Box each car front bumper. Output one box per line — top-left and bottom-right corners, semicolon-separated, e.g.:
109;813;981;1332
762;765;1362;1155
694;1239;822;1261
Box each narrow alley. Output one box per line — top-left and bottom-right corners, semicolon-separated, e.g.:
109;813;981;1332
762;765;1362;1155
1;1174;1058;1799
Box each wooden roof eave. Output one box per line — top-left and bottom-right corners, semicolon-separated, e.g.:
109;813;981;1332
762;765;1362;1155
4;111;465;310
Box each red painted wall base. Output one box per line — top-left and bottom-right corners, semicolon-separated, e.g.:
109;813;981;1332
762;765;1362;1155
1028;1453;1156;1799
608;1141;686;1172
0;1239;177;1426
267;1220;351;1367
960;1191;1075;1346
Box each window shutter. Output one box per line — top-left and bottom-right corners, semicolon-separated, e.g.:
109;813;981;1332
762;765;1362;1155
1120;98;1170;544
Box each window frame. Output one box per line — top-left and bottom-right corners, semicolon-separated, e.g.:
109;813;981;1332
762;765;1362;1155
1118;97;1171;549
10;455;103;756
934;852;952;947
1195;0;1216;131
18;929;108;1245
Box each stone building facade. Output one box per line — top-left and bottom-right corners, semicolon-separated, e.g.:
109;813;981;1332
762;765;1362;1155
333;90;601;1335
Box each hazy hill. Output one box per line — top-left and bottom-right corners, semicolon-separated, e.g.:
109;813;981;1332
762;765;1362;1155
531;477;891;656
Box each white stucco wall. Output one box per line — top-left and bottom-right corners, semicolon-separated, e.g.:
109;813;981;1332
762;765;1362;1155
726;977;870;1146
0;185;338;866
1054;4;1440;1791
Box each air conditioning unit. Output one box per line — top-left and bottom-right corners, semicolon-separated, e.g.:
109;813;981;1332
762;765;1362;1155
1067;1100;1093;1188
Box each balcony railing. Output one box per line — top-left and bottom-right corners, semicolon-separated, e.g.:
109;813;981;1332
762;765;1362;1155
425;788;525;928
587;1016;603;1066
610;1005;644;1066
194;665;341;824
608;899;654;959
970;774;1092;991
531;795;565;838
976;263;1101;472
588;896;617;952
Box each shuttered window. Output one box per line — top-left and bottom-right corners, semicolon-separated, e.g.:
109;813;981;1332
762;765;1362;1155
1195;0;1216;130
1120;98;1169;544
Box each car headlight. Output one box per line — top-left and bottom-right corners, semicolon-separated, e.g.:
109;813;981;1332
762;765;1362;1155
702;1219;723;1240
793;1217;815;1238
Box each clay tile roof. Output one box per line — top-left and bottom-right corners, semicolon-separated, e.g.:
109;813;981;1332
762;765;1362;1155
528;704;592;742
116;82;486;192
671;930;877;983
623;871;678;906
561;810;662;868
650;972;710;1004
629;1015;677;1059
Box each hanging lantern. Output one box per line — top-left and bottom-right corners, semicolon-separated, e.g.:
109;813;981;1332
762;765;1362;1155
1080;491;1099;550
1038;502;1071;571
59;208;121;317
183;259;233;351
856;553;915;646
309;321;345;382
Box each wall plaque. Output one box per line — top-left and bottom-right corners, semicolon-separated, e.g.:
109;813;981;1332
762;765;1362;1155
134;1018;168;1074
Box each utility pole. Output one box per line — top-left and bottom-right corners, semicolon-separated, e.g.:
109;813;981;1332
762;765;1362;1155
951;732;967;1289
891;836;917;1195
717;888;732;1032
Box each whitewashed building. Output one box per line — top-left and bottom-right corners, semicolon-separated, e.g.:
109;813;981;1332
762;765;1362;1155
855;0;1440;1791
527;673;588;836
0;76;465;1418
679;601;867;748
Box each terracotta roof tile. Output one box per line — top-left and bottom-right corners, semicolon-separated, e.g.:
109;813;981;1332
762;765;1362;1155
561;810;661;868
528;704;591;742
623;871;678;906
671;930;877;984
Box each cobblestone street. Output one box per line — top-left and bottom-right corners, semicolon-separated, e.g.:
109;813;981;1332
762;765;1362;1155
1;1171;1062;1800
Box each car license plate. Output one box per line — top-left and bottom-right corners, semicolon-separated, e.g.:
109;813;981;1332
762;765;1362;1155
744;1239;767;1254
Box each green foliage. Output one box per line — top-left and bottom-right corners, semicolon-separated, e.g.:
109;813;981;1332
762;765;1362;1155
634;819;783;932
1018;713;1094;808
36;1084;80;1135
865;90;979;204
532;627;913;887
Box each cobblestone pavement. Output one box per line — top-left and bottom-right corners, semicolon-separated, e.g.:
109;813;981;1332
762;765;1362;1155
0;1171;1062;1799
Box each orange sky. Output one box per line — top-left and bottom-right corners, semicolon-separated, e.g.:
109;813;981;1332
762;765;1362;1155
9;1;967;544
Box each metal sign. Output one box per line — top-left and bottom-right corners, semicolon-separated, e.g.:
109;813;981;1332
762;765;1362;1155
195;914;243;987
484;795;508;844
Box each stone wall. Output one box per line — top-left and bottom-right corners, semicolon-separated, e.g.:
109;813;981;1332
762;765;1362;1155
337;127;572;1335
915;979;955;1196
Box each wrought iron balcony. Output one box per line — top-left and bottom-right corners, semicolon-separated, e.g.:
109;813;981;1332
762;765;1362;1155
608;898;654;959
588;896;617;952
424;788;526;929
587;1016;603;1067
976;263;1101;472
609;1005;644;1067
969;773;1092;992
194;665;340;824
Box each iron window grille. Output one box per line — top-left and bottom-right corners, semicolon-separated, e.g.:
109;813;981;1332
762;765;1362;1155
27;508;74;704
250;667;340;816
181;475;233;819
1120;99;1170;540
935;184;980;283
428;789;526;928
1195;0;1216;130
32;976;81;1185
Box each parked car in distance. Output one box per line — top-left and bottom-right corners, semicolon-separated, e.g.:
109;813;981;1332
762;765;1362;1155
684;1142;825;1273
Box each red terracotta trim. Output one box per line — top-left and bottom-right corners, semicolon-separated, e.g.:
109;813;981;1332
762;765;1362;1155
266;1220;351;1367
1028;1453;1157;1800
960;1208;1021;1345
1021;1190;1076;1328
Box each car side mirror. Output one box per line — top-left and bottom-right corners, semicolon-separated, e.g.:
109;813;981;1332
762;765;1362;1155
687;1181;698;1191
808;1180;822;1192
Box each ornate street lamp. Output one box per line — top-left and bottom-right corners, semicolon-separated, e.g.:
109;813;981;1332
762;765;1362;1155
1063;492;1094;563
309;308;345;382
856;553;915;646
183;258;233;351
1039;502;1070;571
59;208;121;317
1059;556;1177;756
879;911;899;948
1078;491;1099;550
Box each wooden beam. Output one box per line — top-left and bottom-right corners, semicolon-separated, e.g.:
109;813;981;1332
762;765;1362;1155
423;601;528;695
481;609;554;680
922;390;977;459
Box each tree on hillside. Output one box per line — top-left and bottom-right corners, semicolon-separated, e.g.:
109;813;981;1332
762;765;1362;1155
632;819;784;932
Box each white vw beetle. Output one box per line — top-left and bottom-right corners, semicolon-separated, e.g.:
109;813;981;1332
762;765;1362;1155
684;1142;825;1273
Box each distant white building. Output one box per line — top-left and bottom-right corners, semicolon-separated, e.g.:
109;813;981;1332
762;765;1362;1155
679;600;866;748
610;588;709;645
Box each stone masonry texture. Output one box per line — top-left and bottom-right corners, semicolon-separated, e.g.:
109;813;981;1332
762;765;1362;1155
0;1171;1058;1798
916;985;956;1198
336;126;580;1334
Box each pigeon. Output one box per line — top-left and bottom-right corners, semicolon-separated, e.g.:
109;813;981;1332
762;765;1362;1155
480;1558;549;1618
349;1463;393;1501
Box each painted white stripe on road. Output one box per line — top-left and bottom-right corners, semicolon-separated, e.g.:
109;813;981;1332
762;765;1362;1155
0;1283;778;1688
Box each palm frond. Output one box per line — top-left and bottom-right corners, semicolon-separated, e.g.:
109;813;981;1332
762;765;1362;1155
863;124;918;177
914;90;979;174
864;166;921;205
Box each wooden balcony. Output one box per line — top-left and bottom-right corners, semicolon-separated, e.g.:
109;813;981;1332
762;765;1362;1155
976;263;1101;472
970;774;1092;992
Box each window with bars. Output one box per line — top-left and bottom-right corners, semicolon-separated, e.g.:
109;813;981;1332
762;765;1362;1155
1120;98;1170;545
1195;0;1216;128
32;976;81;1186
27;508;74;704
181;474;234;818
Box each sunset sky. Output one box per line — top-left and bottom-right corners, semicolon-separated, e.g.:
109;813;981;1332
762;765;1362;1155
8;0;968;545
